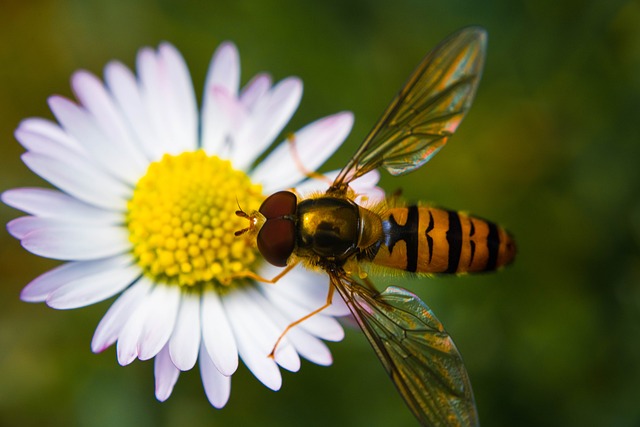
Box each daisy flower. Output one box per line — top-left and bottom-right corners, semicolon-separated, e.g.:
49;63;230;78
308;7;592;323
2;41;383;407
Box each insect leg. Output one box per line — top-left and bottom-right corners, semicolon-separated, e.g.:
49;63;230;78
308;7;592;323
287;133;333;184
220;262;298;285
268;282;336;359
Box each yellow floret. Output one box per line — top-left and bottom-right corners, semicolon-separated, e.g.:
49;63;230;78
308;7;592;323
127;150;264;288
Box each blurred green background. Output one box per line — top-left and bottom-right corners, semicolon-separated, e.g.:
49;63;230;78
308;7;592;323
1;0;639;426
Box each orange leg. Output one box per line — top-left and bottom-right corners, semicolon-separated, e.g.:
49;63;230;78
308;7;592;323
269;282;336;359
220;262;297;286
287;133;333;185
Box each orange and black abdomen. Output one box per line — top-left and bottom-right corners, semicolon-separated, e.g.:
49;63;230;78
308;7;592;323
371;206;515;274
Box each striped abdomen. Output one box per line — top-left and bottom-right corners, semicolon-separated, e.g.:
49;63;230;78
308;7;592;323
371;206;515;274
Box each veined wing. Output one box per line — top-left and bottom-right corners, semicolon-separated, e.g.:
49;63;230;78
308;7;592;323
330;27;486;195
331;274;479;427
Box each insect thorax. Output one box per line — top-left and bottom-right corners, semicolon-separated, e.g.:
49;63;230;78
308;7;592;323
294;196;384;265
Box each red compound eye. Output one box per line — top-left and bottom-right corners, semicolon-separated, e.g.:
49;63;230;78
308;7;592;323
257;218;295;267
259;191;297;219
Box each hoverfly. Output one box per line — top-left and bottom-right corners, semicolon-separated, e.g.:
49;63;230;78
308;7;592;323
236;27;516;427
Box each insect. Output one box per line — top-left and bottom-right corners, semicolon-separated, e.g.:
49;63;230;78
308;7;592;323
236;27;515;427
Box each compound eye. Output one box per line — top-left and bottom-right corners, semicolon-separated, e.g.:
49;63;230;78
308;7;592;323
259;191;297;219
257;218;295;267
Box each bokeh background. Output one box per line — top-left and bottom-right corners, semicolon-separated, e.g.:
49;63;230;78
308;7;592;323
1;1;639;426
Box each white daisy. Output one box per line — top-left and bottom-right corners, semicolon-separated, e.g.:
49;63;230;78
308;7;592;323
2;41;383;407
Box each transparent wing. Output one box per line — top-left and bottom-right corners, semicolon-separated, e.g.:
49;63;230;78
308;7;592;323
330;27;487;194
331;273;479;427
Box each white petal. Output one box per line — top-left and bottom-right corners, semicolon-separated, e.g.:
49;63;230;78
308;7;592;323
258;299;333;366
154;344;180;402
21;255;131;303
104;61;164;161
199;344;231;409
286;329;333;366
46;260;140;309
71;71;149;172
135;44;198;155
169;292;201;371
48;95;140;185
158;43;198;152
15;124;131;211
137;47;185;155
117;277;156;365
2;188;122;224
21;151;129;211
20;222;130;261
261;281;345;342
16;118;84;153
231;77;303;170
239;73;272;109
223;289;282;391
259;264;349;316
251;111;354;192
137;284;181;361
92;278;152;353
201;42;240;154
201;287;238;376
237;288;300;373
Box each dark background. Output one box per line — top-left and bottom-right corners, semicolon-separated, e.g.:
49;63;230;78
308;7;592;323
1;1;639;426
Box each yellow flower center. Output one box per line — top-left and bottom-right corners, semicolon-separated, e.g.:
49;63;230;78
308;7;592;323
127;150;264;289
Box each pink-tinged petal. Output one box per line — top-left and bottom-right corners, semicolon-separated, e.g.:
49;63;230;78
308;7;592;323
20;262;78;303
48;95;141;185
21;255;132;303
223;290;282;391
21;151;129;211
231;77;303;169
251;111;354;192
169;292;201;371
137;284;181;361
154;344;180;402
199;344;231;409
104;61;164;161
2;188;121;224
201;287;238;376
16;118;83;153
239;73;272;109
46;261;140;310
20;223;130;261
211;86;248;136
349;170;385;204
157;43;198;152
205;41;240;97
201;42;240;154
259;263;349;316
71;71;149;169
92;278;152;353
8;216;61;239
